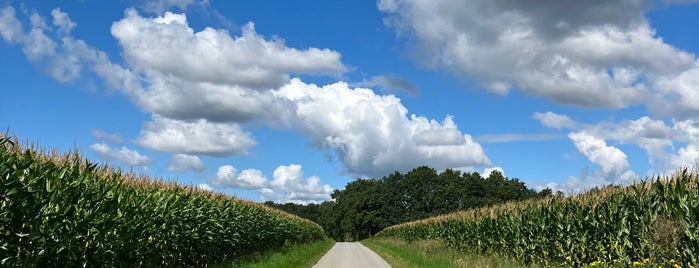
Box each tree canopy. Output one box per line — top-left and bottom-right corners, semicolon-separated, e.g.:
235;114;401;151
266;166;552;241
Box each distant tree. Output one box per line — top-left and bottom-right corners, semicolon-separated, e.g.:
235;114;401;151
328;179;383;241
539;187;553;197
267;166;551;241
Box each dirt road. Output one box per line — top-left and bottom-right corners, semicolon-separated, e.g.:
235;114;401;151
313;242;391;268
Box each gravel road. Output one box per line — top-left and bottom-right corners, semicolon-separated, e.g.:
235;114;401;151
313;242;391;268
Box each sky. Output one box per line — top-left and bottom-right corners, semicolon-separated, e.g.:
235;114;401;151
1;0;699;204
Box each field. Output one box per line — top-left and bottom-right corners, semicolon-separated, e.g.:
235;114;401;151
376;170;699;267
5;128;699;267
0;134;326;266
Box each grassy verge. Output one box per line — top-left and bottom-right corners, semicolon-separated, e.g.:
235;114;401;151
227;238;335;268
361;237;535;268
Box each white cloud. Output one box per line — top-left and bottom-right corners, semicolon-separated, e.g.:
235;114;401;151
259;188;275;201
0;7;116;83
532;113;699;184
131;76;296;124
0;7;23;43
276;79;491;177
111;10;345;89
90;142;151;167
653;61;699;117
104;9;346;124
532;112;579;130
168;154;205;172
587;117;674;167
568;131;636;185
671;144;699;169
210;165;268;189
22;24;56;61
90;129;124;144
207;164;334;204
51;8;76;35
136;115;256;157
2;6;493;179
271;164;333;203
541;131;640;194
379;0;699;115
270;164;303;187
536;113;677;169
670;119;699;168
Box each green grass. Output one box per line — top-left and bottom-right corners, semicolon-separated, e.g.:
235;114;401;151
362;237;537;268
227;238;335;268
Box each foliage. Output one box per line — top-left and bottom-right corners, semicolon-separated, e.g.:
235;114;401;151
376;171;699;267
0;134;325;267
268;166;550;241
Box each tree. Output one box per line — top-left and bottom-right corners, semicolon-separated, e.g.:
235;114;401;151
327;179;382;241
267;166;551;241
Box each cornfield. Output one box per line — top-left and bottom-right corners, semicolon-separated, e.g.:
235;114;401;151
0;135;325;267
377;170;699;267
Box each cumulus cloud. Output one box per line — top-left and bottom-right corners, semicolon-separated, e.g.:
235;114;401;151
22;23;56;61
584;117;674;166
103;9;346;125
669;119;699;168
536;113;688;170
542;131;638;193
653;61;699;117
0;7;122;83
51;8;76;35
271;164;333;203
205;163;333;203
133;77;296;124
379;0;699;115
90;142;151;167
168;154;205;172
2;6;493;179
569;131;636;183
136;115;256;157
210;165;268;189
90;129;123;144
259;188;275;201
533;112;699;190
0;7;23;43
111;10;345;89
276;79;491;177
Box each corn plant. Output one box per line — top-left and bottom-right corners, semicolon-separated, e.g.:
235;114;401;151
0;134;325;267
377;169;699;267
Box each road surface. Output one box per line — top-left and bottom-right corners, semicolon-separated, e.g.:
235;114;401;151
313;242;391;268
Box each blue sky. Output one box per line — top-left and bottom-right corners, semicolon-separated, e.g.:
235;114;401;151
2;0;699;203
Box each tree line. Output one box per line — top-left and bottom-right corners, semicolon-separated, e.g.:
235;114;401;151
265;166;553;241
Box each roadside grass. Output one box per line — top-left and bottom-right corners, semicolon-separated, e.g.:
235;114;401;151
362;237;538;268
224;238;335;268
